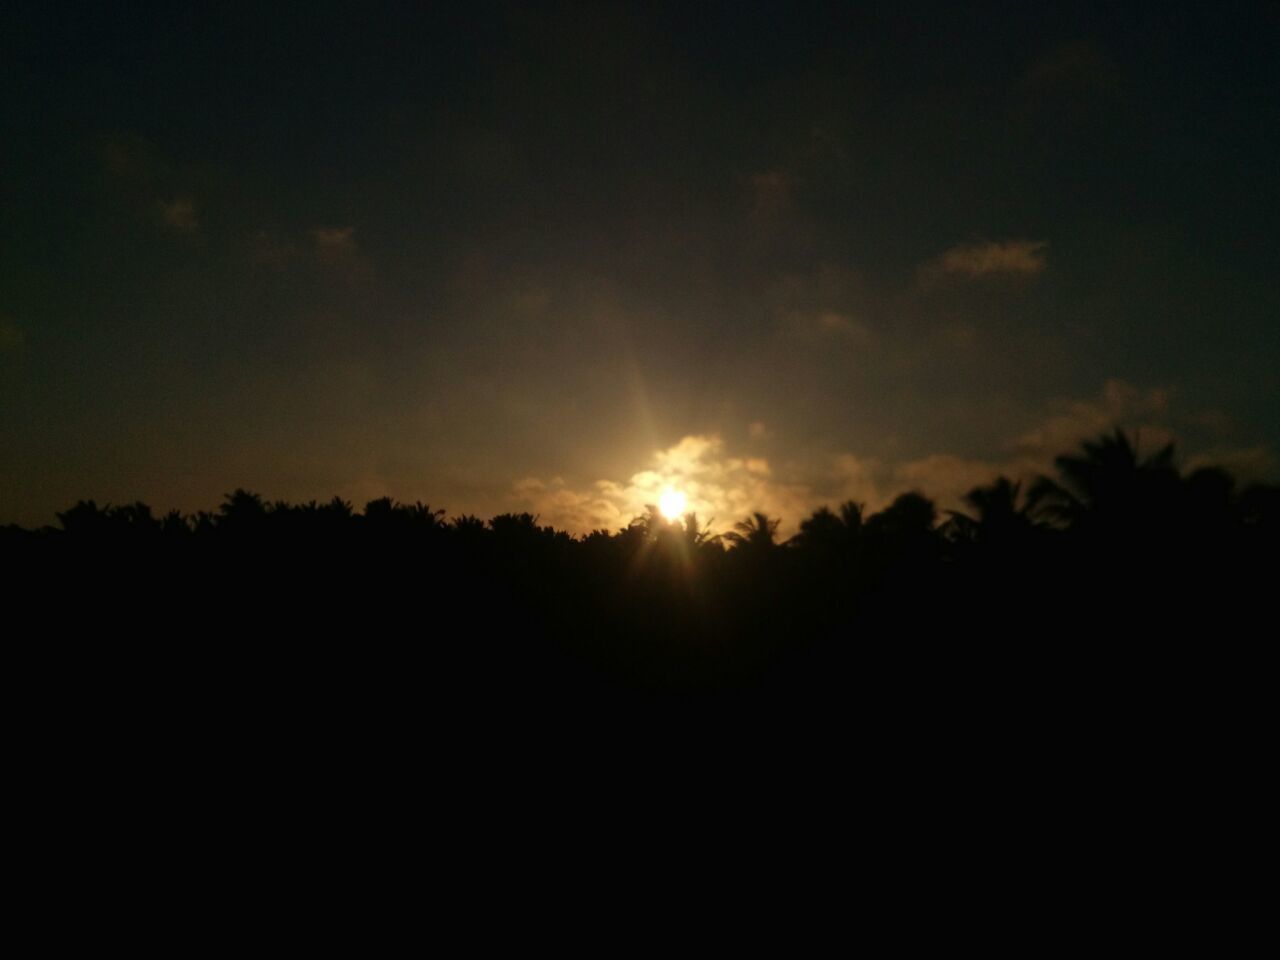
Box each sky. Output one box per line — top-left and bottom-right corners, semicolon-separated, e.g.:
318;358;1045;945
3;1;1278;534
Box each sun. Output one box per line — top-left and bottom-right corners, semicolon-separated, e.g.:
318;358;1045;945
658;488;687;521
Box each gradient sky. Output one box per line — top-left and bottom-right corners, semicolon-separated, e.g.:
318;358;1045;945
3;1;1277;533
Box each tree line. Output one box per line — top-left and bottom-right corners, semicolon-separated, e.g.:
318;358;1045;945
4;428;1275;706
7;428;1275;557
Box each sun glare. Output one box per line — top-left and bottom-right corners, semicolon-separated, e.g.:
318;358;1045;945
659;489;687;521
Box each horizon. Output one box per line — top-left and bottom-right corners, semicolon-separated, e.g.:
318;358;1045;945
10;423;1272;542
4;3;1278;530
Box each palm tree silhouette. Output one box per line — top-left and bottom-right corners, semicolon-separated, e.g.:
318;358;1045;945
724;511;780;552
1028;429;1179;534
217;489;268;534
792;501;864;554
680;512;720;551
947;476;1035;545
865;492;937;540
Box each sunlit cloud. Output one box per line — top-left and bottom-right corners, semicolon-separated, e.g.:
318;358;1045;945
892;454;1004;512
924;239;1048;280
781;309;874;343
769;262;878;345
827;454;884;509
250;227;364;273
309;226;374;282
1013;378;1173;458
512;433;815;537
313;226;357;254
510;476;628;533
512;435;900;539
507;379;1273;537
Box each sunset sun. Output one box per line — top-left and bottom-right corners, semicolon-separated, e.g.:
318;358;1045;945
659;489;687;521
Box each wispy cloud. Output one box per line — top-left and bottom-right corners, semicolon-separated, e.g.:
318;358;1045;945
924;239;1048;281
249;226;365;273
768;262;878;345
313;226;357;254
780;309;874;344
1013;379;1173;458
100;136;201;235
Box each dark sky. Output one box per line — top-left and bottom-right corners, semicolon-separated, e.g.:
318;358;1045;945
3;1;1278;532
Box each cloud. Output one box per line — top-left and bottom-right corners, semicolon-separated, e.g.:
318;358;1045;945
511;433;816;537
1013;379;1173;458
160;198;198;232
250;227;367;274
880;380;1192;515
780;309;874;344
769;263;877;345
924;240;1048;280
892;454;1004;511
311;227;370;279
512;435;937;539
509;476;629;533
100;136;201;234
508;381;1274;537
1186;446;1278;484
1186;409;1235;436
826;452;1025;520
313;226;357;254
828;454;884;508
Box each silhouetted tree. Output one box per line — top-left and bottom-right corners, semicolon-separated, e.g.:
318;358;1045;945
863;492;940;578
1028;429;1179;537
681;512;720;552
725;512;780;552
792;500;864;558
161;509;191;538
865;492;936;541
17;427;1278;713
945;476;1036;548
403;501;447;532
631;505;672;542
218;489;268;534
57;500;111;536
450;514;486;536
